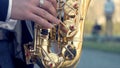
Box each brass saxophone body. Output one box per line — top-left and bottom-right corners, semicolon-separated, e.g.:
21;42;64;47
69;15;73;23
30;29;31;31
24;0;91;68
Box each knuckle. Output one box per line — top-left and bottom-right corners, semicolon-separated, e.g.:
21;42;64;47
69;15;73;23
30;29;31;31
49;0;55;4
41;10;48;17
47;2;52;8
27;12;33;20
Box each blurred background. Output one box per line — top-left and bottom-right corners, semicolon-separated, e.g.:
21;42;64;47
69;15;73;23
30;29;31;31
77;0;120;68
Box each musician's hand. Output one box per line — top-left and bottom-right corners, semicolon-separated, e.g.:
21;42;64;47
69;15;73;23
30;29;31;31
11;0;60;28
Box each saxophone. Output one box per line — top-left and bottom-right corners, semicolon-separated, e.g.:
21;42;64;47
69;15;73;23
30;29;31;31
24;0;91;68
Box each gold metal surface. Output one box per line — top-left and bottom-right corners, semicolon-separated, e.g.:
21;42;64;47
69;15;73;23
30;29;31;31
24;0;91;68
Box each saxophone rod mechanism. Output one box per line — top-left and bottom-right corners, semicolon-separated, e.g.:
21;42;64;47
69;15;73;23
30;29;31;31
25;0;92;68
52;22;69;34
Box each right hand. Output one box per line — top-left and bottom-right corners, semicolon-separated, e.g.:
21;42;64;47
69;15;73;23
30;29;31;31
11;0;60;28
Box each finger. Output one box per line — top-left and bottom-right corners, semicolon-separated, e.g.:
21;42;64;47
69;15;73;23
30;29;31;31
60;22;69;34
32;7;60;24
29;13;53;29
40;0;57;16
47;0;57;9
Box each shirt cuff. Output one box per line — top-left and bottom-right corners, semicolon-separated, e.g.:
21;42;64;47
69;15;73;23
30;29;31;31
6;0;12;21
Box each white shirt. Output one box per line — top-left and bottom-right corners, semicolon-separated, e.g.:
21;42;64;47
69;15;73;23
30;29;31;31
0;0;17;30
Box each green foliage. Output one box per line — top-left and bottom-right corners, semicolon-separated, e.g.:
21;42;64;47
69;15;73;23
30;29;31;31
83;41;120;54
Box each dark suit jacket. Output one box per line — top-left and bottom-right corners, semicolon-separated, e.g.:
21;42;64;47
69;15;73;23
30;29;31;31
14;21;34;68
0;1;44;67
21;21;33;44
0;0;9;21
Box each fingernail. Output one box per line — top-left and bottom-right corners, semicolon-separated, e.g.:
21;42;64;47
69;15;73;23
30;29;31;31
57;19;61;24
54;19;60;24
58;20;61;23
49;24;54;28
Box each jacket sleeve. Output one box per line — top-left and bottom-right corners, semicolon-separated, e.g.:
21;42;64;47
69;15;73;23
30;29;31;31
0;0;9;21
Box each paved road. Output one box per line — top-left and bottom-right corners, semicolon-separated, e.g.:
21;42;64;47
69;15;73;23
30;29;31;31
77;48;120;68
34;48;120;68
